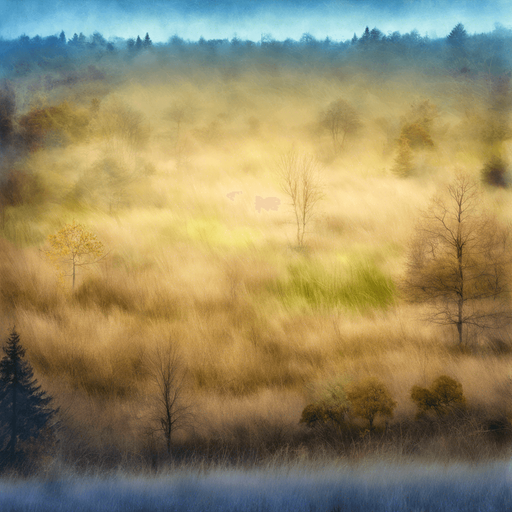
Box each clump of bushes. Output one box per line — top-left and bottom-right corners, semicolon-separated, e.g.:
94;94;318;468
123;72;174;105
300;380;348;429
300;377;396;432
410;375;466;418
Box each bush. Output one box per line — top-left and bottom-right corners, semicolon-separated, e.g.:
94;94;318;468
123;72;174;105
346;377;396;430
481;155;508;188
411;375;466;418
300;380;348;428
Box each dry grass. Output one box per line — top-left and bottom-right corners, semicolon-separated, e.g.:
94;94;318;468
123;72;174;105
1;46;512;467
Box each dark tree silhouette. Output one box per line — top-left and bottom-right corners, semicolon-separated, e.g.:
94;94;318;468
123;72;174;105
403;174;512;345
0;329;58;469
0;81;15;145
361;26;370;42
447;23;467;48
481;156;508;188
136;35;143;50
146;341;192;458
370;28;383;41
144;33;152;47
320;98;362;153
58;31;66;45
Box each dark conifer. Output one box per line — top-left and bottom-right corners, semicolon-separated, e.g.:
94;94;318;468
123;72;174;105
0;328;57;469
144;32;152;47
447;23;467;47
136;35;143;50
361;26;370;42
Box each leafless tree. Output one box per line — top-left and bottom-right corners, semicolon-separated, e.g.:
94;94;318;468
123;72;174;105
276;150;324;248
320;99;361;153
402;173;512;345
146;340;192;457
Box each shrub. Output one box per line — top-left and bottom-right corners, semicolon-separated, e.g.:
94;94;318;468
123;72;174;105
481;155;508;188
411;375;466;418
300;381;348;429
346;377;396;430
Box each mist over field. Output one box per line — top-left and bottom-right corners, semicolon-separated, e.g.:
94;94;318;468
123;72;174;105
2;11;512;509
1;0;511;41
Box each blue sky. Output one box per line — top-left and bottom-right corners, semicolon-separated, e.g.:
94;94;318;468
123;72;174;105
0;0;509;42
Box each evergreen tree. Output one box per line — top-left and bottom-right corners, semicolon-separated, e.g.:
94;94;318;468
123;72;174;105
447;23;467;48
361;26;371;42
144;32;152;47
0;329;57;469
135;35;143;50
370;28;383;41
59;31;66;45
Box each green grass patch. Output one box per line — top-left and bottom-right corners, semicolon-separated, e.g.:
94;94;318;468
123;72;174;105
267;258;395;311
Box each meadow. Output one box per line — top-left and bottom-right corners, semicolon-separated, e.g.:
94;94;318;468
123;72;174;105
0;27;512;482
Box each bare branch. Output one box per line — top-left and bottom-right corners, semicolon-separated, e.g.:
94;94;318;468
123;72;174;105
275;149;324;248
402;173;512;345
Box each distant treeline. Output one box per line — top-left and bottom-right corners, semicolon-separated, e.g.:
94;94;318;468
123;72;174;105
0;23;511;77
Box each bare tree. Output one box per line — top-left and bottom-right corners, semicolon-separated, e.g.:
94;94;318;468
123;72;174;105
146;340;192;457
403;173;512;345
276;150;324;248
320;99;361;153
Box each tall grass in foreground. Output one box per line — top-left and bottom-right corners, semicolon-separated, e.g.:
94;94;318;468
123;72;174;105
1;461;512;511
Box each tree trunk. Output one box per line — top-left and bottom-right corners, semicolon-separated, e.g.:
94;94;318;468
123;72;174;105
9;384;17;467
456;317;463;346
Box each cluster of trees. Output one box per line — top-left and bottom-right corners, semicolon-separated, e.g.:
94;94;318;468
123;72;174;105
300;375;465;432
0;22;511;70
0;326;191;473
126;33;152;52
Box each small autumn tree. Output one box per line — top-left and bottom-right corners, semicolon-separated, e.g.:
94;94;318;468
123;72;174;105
411;375;466;418
0;328;58;470
45;221;105;289
346;377;396;430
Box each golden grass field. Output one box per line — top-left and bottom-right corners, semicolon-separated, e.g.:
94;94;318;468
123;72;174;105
1;38;512;467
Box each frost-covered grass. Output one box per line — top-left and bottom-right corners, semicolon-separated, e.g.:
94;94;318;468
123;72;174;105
2;460;512;511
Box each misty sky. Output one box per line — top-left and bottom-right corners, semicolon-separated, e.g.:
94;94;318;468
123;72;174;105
0;0;510;43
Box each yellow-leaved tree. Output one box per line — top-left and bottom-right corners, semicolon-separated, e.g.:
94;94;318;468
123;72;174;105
45;221;105;289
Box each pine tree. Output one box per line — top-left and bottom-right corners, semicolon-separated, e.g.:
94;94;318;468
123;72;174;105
144;32;152;47
447;23;467;48
135;35;143;50
0;329;57;469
